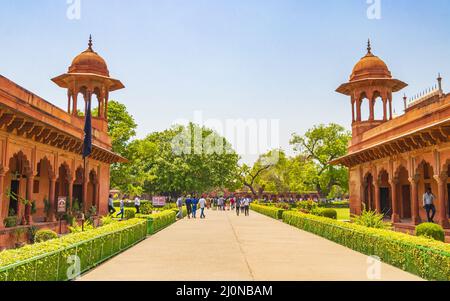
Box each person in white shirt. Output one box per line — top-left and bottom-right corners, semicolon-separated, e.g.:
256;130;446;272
199;197;207;219
244;197;250;216
176;197;184;219
423;187;436;223
134;196;141;214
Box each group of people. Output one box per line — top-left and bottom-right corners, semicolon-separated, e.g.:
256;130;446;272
176;195;253;219
176;196;207;219
108;194;142;219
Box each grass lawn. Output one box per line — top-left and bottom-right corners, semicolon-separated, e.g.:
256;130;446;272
335;208;351;220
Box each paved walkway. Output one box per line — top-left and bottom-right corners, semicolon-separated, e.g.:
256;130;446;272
81;209;422;281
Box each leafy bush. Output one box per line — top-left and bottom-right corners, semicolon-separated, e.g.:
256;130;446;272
0;219;147;281
140;203;154;215
416;223;445;242
100;215;116;226
353;210;391;229
321;209;337;220
137;210;177;235
3;216;18;228
282;211;450;281
124;209;136;219
296;201;318;213
250;204;284;219
34;230;58;243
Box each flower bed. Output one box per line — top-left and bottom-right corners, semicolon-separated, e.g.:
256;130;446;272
282;211;450;281
0;218;147;281
250;204;285;220
136;210;178;235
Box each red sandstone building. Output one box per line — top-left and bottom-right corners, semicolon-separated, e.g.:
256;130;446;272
333;41;450;232
0;38;125;248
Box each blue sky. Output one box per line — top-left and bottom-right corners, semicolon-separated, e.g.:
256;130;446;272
0;0;449;163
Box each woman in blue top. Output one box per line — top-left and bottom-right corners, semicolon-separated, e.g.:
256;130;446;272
191;197;199;219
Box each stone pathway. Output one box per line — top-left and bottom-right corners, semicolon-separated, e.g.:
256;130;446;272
81;209;422;281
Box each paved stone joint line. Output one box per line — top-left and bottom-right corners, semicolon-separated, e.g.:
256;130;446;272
81;210;422;281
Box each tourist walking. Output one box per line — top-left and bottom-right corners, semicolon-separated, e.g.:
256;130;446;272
230;197;235;210
108;194;116;215
192;197;199;219
185;196;192;219
236;197;241;216
199;196;206;219
240;198;245;214
423;188;436;223
134;196;141;214
176;196;184;219
116;196;126;219
244;197;250;216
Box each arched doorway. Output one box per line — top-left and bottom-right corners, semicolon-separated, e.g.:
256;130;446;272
87;170;98;211
35;157;54;221
416;161;437;221
56;163;71;209
396;166;412;220
7;152;31;219
73;166;84;209
363;173;375;211
378;170;391;216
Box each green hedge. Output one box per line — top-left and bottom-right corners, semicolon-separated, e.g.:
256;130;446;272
250;204;285;220
282;211;450;281
0;219;147;281
136;210;177;235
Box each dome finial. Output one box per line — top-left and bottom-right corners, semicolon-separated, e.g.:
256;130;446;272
88;35;93;51
367;39;372;54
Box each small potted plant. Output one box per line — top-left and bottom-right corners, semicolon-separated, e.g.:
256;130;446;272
13;227;27;248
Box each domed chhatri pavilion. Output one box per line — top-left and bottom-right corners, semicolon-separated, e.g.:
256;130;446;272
333;41;450;234
0;37;125;248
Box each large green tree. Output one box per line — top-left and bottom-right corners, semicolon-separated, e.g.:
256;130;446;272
119;123;240;197
290;123;351;198
102;100;138;191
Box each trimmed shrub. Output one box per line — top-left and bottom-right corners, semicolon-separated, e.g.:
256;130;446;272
250;204;284;220
321;209;337;220
282;211;450;281
137;210;177;235
140;203;154;215
124;209;136;219
416;223;445;242
34;230;58;243
0;219;147;281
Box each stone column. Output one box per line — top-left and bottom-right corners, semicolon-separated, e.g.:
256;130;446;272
0;171;5;230
351;100;355;123
72;92;78;116
94;181;100;211
389;99;393;120
390;178;400;223
434;174;450;228
49;176;57;222
26;174;34;225
68;177;74;210
356;100;361;122
369;99;375;121
409;176;421;225
383;99;387;121
374;181;381;213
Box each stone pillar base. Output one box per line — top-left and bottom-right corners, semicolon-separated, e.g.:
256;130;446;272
438;219;450;229
412;216;421;225
391;214;401;223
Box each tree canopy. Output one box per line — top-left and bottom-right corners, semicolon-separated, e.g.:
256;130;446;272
290;123;351;198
